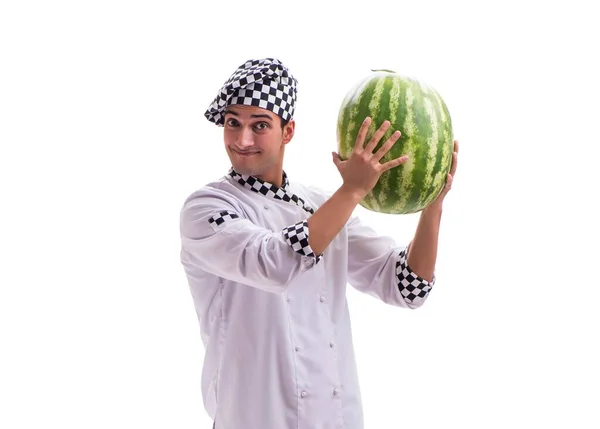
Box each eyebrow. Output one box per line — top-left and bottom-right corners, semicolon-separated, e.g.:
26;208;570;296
224;109;274;120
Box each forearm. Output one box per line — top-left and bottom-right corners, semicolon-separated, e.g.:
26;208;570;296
406;204;443;282
307;185;363;255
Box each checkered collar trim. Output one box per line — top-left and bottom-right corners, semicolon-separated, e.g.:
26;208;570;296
227;168;314;214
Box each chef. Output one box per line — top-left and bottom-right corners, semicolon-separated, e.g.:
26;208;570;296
179;57;458;429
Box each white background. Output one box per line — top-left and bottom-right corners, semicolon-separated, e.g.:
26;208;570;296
1;0;599;428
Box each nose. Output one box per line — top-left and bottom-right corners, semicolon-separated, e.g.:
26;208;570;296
237;126;255;148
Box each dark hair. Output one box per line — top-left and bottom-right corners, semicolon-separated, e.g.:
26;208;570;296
280;118;289;129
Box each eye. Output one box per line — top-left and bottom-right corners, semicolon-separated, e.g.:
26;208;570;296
225;118;239;127
254;122;270;131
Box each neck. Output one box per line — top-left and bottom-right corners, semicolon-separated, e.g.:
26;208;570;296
231;167;286;188
263;174;283;188
256;170;284;188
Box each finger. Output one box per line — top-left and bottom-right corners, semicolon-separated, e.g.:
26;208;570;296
449;150;458;177
445;172;453;189
380;154;409;171
433;170;454;202
373;130;401;161
440;173;453;197
353;117;372;153
332;151;342;167
454;139;459;154
364;120;391;154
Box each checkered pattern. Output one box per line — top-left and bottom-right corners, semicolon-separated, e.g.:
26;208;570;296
208;210;239;226
395;247;434;303
283;221;322;264
227;168;322;264
205;58;298;126
228;169;314;214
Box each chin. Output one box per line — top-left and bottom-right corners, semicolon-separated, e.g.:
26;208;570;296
230;163;263;177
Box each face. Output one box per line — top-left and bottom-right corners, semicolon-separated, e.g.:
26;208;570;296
223;105;295;186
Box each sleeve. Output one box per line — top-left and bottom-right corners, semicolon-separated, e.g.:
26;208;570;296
346;215;435;309
179;192;322;294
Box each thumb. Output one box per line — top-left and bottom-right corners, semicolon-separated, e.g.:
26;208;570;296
332;151;341;167
436;173;453;201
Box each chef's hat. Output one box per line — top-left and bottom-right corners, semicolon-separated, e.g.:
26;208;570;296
204;58;298;126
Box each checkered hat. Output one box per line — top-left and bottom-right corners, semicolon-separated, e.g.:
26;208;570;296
204;58;298;126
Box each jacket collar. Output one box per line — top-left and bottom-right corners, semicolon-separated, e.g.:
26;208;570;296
227;168;314;214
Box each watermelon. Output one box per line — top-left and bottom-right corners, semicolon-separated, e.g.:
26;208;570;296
336;70;454;214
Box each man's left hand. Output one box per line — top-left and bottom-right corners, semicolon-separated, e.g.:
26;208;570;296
427;139;459;211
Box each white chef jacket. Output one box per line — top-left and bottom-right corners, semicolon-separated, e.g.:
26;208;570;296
179;168;435;429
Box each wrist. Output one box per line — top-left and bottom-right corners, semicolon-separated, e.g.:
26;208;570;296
339;184;367;204
422;202;443;218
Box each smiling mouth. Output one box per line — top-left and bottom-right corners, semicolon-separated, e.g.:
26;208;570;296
233;149;260;156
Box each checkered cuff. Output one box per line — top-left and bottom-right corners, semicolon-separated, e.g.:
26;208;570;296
208;210;239;226
282;220;323;264
396;247;434;304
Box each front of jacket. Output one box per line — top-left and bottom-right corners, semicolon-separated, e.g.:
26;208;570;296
179;169;435;429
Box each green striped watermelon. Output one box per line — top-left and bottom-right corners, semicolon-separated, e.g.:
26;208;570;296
336;70;454;214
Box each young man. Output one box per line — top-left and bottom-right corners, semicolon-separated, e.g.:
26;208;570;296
179;58;458;429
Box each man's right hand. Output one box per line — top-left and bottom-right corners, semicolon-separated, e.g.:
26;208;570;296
332;116;409;200
306;117;409;256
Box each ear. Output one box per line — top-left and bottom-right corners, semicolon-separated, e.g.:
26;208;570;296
282;120;295;145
